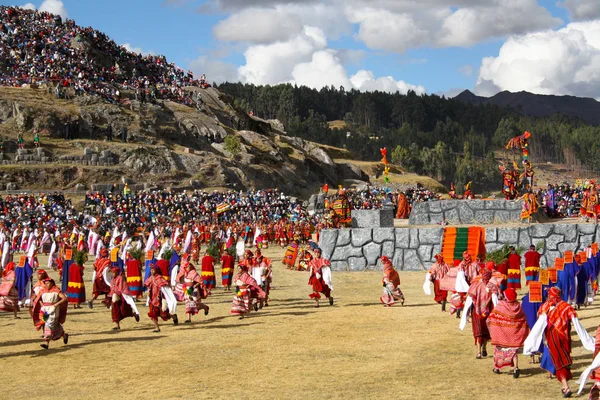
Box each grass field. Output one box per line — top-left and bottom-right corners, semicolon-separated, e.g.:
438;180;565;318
1;247;599;400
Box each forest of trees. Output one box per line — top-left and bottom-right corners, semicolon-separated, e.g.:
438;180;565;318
217;82;600;192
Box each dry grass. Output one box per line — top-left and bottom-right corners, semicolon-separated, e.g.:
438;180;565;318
1;249;599;400
328;120;347;130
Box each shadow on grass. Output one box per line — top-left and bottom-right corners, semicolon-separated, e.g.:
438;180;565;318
0;335;165;359
200;321;264;330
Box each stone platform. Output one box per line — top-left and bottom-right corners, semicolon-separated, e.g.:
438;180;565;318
319;222;599;272
409;199;525;225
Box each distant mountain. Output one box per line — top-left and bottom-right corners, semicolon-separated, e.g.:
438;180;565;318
454;90;600;126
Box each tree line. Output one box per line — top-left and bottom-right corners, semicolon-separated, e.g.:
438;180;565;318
217;82;600;192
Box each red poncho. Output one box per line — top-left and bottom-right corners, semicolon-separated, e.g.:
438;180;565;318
487;300;529;348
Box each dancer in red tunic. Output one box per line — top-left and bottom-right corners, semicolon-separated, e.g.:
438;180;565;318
220;249;234;291
31;278;69;349
507;246;522;290
125;251;143;298
380;256;404;306
66;252;86;308
308;248;333;308
487;288;529;378
145;267;178;332
108;267;139;330
524;245;541;285
465;269;499;359
201;251;216;294
538;287;580;397
89;248;111;309
230;262;265;319
0;262;19;318
428;254;450;311
175;259;209;323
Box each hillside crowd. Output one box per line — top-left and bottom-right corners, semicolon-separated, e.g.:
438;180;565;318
0;6;209;108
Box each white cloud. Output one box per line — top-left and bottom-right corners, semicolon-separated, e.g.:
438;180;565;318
350;70;426;95
189;56;239;84
236;26;425;94
346;7;429;53
213;8;303;43
291;50;352;89
208;1;563;53
475;20;600;98
122;43;156;56
437;0;561;47
238;26;327;85
20;3;36;10
38;0;68;19
213;3;350;44
559;0;600;22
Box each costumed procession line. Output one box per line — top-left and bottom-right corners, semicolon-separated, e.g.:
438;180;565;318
421;240;600;398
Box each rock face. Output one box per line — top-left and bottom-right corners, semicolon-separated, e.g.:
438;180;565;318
0;86;369;194
409;200;525;225
320;221;600;272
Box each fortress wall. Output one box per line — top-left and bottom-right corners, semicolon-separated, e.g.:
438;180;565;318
319;223;599;271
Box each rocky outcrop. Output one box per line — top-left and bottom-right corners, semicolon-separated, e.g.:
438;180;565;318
0;86;367;194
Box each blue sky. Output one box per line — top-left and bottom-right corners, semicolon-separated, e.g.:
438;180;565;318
9;0;600;98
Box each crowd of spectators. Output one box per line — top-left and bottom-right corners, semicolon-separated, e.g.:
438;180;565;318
538;183;585;218
0;6;209;108
84;188;309;229
0;192;78;229
0;184;444;237
325;185;440;211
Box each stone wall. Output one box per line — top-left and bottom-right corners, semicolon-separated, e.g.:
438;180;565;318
319;223;600;272
409;199;524;225
486;223;599;267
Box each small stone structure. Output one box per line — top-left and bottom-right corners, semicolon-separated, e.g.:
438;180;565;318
0;147;119;166
58;148;118;166
409;199;524;225
6;148;51;164
319;223;599;272
352;209;394;228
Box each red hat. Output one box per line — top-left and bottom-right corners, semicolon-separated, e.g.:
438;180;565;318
504;288;518;302
380;256;391;264
485;261;495;271
434;254;444;262
548;286;561;300
481;269;492;282
111;267;121;274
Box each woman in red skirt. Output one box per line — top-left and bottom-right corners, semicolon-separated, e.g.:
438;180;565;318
308;248;333;308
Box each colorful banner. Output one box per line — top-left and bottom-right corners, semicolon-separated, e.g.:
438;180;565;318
564;251;574;264
539;270;549;285
529;281;543;303
555;258;565;271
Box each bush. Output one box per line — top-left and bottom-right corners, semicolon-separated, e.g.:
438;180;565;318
223;134;241;156
73;250;88;266
129;246;143;261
